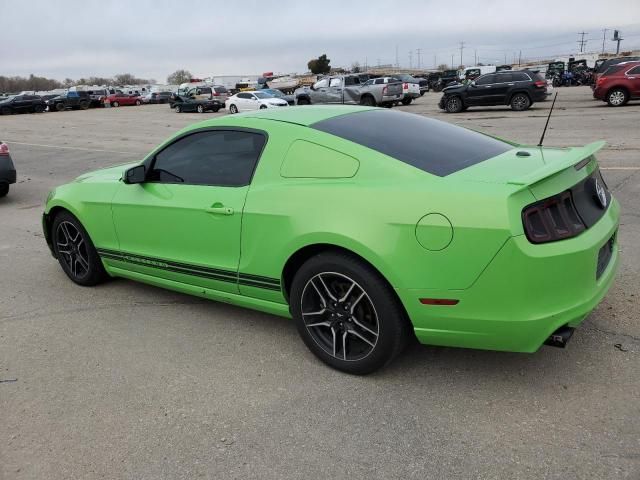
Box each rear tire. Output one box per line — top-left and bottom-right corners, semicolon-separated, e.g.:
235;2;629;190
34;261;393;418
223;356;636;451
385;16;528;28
297;97;310;105
510;93;531;111
401;97;413;105
55;102;65;112
212;107;220;113
290;251;410;375
259;104;267;109
135;99;141;106
196;104;204;113
0;182;8;197
445;95;464;113
79;101;89;110
112;101;119;107
1;106;11;115
360;95;376;107
606;88;629;107
34;104;45;113
51;211;108;287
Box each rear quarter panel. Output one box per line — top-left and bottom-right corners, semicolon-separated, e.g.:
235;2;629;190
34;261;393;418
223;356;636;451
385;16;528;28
237;119;514;302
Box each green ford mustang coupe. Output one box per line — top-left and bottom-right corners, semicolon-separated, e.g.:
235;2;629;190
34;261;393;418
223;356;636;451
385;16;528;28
43;106;619;374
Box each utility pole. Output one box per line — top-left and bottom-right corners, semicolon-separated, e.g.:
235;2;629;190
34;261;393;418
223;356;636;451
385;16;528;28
395;45;399;68
474;49;477;66
409;50;413;69
434;54;437;69
451;54;454;69
504;52;507;64
416;48;422;69
601;29;608;53
577;31;588;53
613;30;623;54
459;41;465;67
519;50;522;66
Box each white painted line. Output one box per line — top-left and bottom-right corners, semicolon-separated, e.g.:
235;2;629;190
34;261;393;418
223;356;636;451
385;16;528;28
4;140;140;156
601;167;640;171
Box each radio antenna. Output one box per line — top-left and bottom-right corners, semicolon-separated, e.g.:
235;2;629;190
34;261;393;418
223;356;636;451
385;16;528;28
538;92;558;147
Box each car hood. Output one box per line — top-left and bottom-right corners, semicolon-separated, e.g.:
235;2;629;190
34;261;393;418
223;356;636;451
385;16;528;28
74;162;139;183
442;83;467;93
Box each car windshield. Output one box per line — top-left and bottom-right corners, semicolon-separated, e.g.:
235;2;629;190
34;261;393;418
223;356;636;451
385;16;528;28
264;89;283;97
312;109;512;177
253;92;270;99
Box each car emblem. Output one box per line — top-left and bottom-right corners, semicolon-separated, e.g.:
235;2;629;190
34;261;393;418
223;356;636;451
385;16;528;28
594;178;608;209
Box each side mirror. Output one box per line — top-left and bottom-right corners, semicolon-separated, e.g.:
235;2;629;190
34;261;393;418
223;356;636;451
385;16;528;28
123;165;146;184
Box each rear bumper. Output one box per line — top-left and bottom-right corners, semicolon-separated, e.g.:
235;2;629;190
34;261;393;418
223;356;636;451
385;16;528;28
399;198;620;352
382;94;402;103
592;87;606;100
0;156;16;184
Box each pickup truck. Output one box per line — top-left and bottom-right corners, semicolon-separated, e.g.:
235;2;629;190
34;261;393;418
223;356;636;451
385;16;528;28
294;75;402;107
47;91;91;111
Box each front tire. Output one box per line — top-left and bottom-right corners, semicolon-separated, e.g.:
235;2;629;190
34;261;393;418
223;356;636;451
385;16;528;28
79;101;89;110
52;211;108;286
445;95;464;113
56;102;65;112
297;97;310;105
1;106;11;115
510;93;531;111
135;99;141;106
175;105;181;113
290;251;410;375
229;104;238;114
607;88;629;107
112;101;119;107
196;104;204;113
34;104;45;113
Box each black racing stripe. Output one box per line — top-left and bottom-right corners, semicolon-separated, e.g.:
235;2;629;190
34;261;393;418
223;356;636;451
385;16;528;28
98;248;280;291
238;272;281;286
239;279;282;291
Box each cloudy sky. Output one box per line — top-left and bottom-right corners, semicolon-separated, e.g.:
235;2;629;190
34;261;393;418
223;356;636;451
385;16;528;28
2;0;640;82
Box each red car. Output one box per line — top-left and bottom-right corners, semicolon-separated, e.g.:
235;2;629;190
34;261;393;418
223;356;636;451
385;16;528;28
593;61;640;107
105;92;141;107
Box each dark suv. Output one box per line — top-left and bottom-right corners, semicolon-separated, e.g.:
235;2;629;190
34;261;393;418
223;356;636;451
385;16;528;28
438;70;548;113
47;91;91;111
0;94;46;115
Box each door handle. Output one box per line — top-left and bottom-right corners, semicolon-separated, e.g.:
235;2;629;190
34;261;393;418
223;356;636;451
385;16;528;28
206;203;234;215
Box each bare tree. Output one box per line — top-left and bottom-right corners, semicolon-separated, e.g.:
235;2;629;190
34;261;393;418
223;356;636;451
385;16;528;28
167;69;192;85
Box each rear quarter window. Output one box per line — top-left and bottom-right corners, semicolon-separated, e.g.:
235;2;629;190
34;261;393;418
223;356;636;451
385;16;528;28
312;110;512;177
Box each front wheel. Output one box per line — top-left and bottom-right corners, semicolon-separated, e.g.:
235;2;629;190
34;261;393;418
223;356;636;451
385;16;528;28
444;96;464;113
290;251;410;375
112;101;119;107
607;88;629;107
52;211;108;286
175;105;182;113
135;99;141;106
34;104;45;113
1;106;12;115
79;101;89;110
510;93;531;111
196;104;204;113
296;97;310;105
229;104;238;114
55;102;65;112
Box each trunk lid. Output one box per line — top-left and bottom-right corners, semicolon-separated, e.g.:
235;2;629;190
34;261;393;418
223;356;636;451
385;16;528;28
453;141;605;199
386;82;403;96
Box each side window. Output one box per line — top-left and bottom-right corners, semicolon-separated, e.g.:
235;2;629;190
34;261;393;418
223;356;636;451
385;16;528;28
237;92;250;99
13;96;23;101
329;78;343;88
476;74;496;85
363;80;373;86
495;73;513;83
149;130;266;187
627;66;640;75
512;72;530;81
374;78;384;85
313;79;329;89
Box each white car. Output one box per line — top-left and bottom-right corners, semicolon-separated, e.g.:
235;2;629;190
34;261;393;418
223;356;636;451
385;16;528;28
225;91;288;113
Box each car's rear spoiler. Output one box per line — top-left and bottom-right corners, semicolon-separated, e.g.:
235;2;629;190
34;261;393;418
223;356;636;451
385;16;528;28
507;141;606;186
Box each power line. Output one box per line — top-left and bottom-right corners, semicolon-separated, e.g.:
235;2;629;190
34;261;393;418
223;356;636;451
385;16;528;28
577;31;588;52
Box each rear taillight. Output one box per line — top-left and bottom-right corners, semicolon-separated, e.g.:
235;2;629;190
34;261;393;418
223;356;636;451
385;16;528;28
382;86;388;95
212;92;220;96
0;143;9;156
403;82;408;89
522;191;585;244
534;80;546;88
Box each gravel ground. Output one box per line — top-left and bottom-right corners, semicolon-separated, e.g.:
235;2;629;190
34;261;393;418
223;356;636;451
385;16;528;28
1;86;639;479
